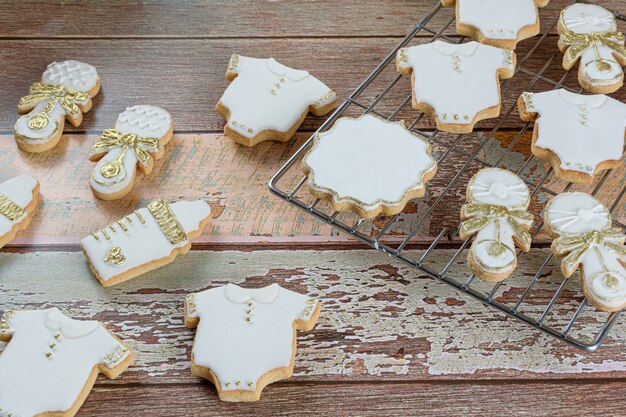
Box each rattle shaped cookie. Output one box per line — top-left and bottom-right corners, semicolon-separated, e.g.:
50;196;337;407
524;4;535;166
14;60;100;153
0;308;133;417
81;199;211;287
397;41;515;133
442;0;550;49
89;105;173;200
460;168;533;282
302;114;437;219
216;54;338;147
558;3;626;94
518;89;625;184
0;175;40;249
185;283;320;402
544;192;626;312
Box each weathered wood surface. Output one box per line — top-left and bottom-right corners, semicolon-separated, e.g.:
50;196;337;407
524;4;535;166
2;250;625;385
79;381;626;416
0;131;622;246
3;0;621;39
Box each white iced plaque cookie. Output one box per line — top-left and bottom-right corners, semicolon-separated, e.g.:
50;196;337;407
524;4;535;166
557;3;626;94
0;175;41;249
80;199;211;287
89;105;174;200
0;308;133;417
14;60;100;153
302;114;437;219
544;192;626;312
460;168;533;282
184;283;320;402
518;89;626;184
442;0;550;49
396;41;515;133
216;54;338;147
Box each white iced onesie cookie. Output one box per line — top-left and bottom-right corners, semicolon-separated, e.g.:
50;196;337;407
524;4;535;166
544;192;626;312
558;3;626;93
0;308;133;417
520;89;626;183
442;0;550;48
81;199;211;287
0;175;40;249
302;114;437;219
185;283;320;402
89;105;173;200
397;41;515;133
217;54;337;146
14;60;100;153
460;168;533;281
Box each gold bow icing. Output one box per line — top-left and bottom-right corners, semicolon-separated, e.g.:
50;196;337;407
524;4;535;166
18;82;88;116
561;30;626;61
554;228;626;276
461;203;533;249
91;129;160;170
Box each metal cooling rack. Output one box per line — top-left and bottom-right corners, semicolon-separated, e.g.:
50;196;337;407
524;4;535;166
269;1;626;351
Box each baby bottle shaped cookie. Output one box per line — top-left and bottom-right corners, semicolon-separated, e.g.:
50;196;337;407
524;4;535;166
89;105;173;200
460;168;533;282
14;60;100;153
544;192;626;312
558;3;626;93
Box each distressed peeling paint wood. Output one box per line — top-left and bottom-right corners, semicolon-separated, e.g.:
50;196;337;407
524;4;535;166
1;250;624;384
0;131;622;246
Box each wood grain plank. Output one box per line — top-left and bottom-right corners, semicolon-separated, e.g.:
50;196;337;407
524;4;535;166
1;0;622;38
1;250;624;384
0;131;622;246
79;380;626;417
1;35;624;134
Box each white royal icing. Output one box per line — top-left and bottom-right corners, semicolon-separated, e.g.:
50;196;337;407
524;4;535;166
0;175;38;240
397;41;514;126
187;283;318;393
560;4;625;88
303;114;436;212
544;193;626;310
463;168;532;274
446;0;543;41
90;105;173;196
219;55;336;138
0;308;131;417
521;89;626;175
80;200;211;283
14;61;99;145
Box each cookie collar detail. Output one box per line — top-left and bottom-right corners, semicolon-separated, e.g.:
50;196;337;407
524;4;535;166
432;40;479;57
557;89;607;108
45;308;99;339
225;283;280;304
267;58;310;81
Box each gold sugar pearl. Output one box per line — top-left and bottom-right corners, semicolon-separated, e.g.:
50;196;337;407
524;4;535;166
225;382;231;387
248;381;254;387
236;381;241;386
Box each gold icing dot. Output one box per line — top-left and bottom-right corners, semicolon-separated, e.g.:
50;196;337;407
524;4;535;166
236;381;241;386
225;382;231;387
453;114;459;120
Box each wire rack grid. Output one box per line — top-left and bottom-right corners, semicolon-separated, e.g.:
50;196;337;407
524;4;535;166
269;0;626;351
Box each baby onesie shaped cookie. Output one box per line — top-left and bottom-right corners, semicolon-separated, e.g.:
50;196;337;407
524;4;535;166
460;168;533;282
544;192;626;312
302;114;437;219
558;3;626;94
397;41;515;133
14;60;100;153
0;308;133;417
0;175;40;249
81;199;211;286
185;283;320;402
216;54;338;147
89;105;174;200
442;0;550;49
518;89;626;184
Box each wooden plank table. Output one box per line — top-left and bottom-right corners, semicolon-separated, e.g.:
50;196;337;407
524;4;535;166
1;1;625;416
